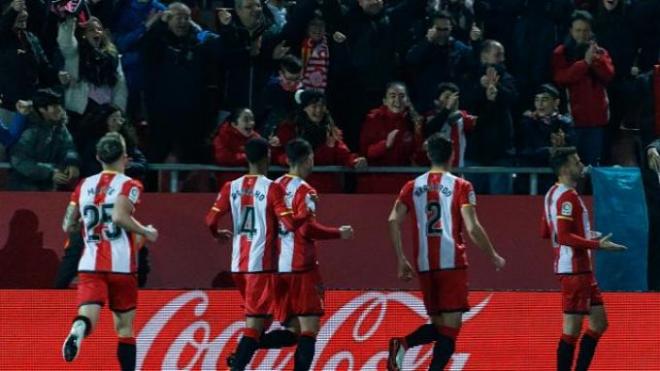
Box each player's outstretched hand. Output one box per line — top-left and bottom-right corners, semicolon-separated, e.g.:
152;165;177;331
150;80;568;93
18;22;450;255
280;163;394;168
599;233;627;251
339;225;353;239
144;225;159;243
492;253;506;271
397;258;415;282
215;229;233;243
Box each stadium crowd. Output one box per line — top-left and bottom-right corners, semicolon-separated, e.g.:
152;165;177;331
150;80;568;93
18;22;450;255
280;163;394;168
0;0;659;194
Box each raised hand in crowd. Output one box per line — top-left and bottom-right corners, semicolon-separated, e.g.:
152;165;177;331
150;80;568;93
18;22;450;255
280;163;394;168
145;9;163;29
11;0;26;12
426;26;440;43
353;157;368;169
385;129;399;149
469;23;482;42
332;32;347;43
550;129;567;148
480;66;499;88
53;170;69;185
216;8;232;26
15;100;32;115
65;165;80;182
268;135;281;147
272;40;291;60
648;147;660;172
445;92;459;113
58;71;72;86
486;84;498;101
250;35;263;56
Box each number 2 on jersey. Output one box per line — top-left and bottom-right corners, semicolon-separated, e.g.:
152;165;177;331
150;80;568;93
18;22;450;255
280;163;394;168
83;204;121;242
239;206;257;236
426;201;442;236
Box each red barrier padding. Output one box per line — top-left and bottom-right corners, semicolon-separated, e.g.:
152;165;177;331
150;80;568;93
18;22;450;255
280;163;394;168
0;193;577;290
0;289;657;370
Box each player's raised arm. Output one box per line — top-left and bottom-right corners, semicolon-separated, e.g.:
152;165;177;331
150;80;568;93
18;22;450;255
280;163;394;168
461;205;505;271
388;200;414;281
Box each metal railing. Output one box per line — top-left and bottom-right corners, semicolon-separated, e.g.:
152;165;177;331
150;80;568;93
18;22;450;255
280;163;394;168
0;162;554;194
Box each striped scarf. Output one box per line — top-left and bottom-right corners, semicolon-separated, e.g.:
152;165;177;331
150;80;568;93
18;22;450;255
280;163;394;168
301;37;329;92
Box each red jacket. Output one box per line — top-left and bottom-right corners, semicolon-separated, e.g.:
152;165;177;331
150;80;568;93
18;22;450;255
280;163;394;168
552;44;615;128
212;122;261;166
359;105;415;165
413;110;476;167
274;120;358;167
274;120;359;193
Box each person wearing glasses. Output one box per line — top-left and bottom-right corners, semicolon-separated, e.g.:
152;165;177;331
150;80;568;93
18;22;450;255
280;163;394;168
406;11;472;113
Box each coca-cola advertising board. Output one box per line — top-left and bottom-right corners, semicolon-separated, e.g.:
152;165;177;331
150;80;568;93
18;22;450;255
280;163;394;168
1;290;659;370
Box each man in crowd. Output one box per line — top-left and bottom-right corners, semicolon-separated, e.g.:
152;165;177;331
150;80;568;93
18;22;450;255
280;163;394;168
8;89;80;191
552;10;614;166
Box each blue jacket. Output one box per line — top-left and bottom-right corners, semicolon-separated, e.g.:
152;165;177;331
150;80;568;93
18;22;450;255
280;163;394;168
112;0;166;93
520;113;574;165
0;114;28;148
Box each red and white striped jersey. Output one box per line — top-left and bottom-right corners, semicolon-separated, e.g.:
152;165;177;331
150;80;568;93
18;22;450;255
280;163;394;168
209;175;292;273
275;175;318;272
426;110;476;168
543;184;594;274
397;171;476;272
70;171;143;274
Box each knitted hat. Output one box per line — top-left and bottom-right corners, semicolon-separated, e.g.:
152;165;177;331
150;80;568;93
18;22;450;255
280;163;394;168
295;89;325;108
536;84;560;99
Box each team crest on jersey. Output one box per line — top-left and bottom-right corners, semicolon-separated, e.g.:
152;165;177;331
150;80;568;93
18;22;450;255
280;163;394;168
561;201;573;216
129;187;140;204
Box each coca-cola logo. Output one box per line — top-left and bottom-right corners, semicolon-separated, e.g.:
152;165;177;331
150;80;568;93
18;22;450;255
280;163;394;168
137;291;491;370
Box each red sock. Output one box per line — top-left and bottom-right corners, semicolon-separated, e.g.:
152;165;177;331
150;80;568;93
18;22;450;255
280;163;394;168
118;337;136;345
584;329;602;340
437;325;460;341
243;327;261;341
300;331;316;339
560;334;579;346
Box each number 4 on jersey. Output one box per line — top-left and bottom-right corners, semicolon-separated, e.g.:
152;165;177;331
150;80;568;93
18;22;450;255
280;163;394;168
239;206;257;236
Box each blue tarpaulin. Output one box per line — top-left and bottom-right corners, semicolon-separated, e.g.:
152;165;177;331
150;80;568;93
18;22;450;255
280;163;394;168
591;167;648;291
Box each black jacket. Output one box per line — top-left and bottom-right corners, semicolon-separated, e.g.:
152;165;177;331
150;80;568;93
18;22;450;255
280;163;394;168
0;9;57;110
341;0;425;93
462;63;519;163
142;21;211;115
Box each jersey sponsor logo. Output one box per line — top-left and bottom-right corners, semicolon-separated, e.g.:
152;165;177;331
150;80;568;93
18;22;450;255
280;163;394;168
561;201;573;216
128;186;140;204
